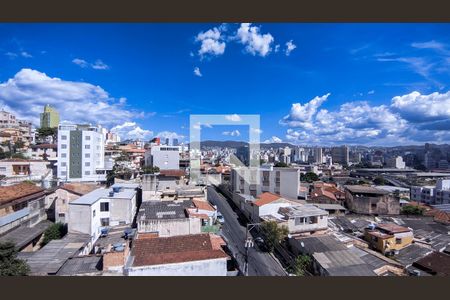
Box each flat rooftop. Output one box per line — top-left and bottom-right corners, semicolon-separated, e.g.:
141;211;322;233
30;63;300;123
70;186;136;206
344;185;389;195
279;204;328;218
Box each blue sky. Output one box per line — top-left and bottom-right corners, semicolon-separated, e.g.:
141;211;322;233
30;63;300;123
1;23;450;146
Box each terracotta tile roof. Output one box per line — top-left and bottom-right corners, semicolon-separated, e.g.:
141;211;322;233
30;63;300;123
60;183;99;196
192;199;215;211
159;169;185;177
432;210;450;224
253;192;282;207
311;188;338;202
0;182;44;205
132;233;229;267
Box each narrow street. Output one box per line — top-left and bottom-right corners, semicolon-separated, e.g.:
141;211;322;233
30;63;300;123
207;186;287;276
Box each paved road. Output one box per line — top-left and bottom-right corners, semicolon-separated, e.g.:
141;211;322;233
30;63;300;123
207;186;287;276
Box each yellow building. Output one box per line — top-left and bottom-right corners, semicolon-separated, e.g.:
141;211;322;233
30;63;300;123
364;223;414;255
40;104;60;128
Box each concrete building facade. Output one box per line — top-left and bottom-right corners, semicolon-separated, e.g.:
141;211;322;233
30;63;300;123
57;124;108;182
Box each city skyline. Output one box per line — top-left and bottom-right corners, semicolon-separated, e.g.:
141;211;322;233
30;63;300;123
1;23;450;146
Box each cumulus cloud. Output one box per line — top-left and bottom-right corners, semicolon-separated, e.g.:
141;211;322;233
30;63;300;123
0;68;144;128
391;91;450;123
195;27;226;58
280;91;450;145
156;131;185;141
110;122;153;140
264;136;282;143
222;130;241;137
193;67;202;77
285;40;297;56
225;114;242;122
280;93;331;128
72;58;110;70
235;23;274;57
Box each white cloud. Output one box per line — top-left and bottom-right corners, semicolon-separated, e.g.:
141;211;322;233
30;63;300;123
195;27;226;58
0;68;144;128
110;122;153;140
391;91;450;123
225;114;242;122
251;128;263;134
411;40;448;52
72;58;110;70
285;40;297;56
156;131;185;140
274;44;280;53
5;51;32;59
264;136;282;143
20;51;32;58
368;90;375;95
72;58;89;68
280;93;331;128
235;23;274;57
194;67;202;77
280;93;410;145
222;130;241;137
91;60;110;70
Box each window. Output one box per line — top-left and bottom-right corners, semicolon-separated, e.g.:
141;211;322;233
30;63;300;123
93;210;96;217
85;144;90;149
85;171;90;175
85;136;91;141
396;238;402;245
61;162;66;167
295;217;305;226
100;218;109;226
0;166;6;172
371;203;377;209
61;144;67;149
61;135;67;140
61;171;67;176
85;162;90;167
85;153;90;158
61;153;66;158
100;202;109;212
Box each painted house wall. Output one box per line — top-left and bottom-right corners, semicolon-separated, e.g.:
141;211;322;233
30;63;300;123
137;218;201;237
126;258;228;276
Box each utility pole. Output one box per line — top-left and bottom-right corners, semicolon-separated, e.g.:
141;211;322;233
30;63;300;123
244;222;261;276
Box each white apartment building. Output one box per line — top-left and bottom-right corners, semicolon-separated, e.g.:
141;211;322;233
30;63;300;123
386;156;406;169
57;124;109;182
314;147;323;164
68;183;139;244
410;179;450;205
144;145;180;170
231;165;300;199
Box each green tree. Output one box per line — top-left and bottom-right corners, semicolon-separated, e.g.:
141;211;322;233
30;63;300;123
260;221;289;252
11;153;26;159
40;223;67;247
301;172;319;183
401;205;424;216
142;166;160;174
37;127;57;141
290;254;312;276
274;162;289;167
0;242;30;276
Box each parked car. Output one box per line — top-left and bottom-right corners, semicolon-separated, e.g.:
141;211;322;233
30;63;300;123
217;212;225;224
254;237;269;252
